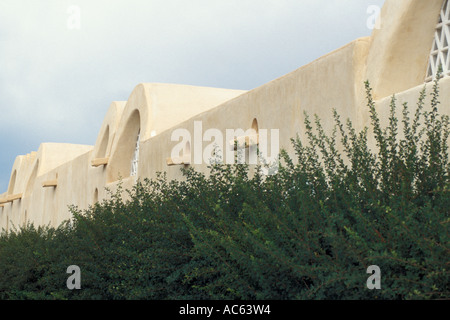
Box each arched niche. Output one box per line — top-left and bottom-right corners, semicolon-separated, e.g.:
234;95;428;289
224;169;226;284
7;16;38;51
108;110;141;182
251;118;259;144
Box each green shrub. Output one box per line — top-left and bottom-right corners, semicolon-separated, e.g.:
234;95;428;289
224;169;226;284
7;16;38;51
0;76;448;300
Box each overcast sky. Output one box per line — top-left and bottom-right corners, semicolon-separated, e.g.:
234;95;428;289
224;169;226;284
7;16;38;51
0;0;385;193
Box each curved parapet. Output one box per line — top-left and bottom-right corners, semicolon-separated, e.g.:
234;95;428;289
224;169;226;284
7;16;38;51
36;143;93;176
0;82;246;230
1;143;93;201
107;84;149;182
144;83;247;137
107;83;246;182
0;143;93;230
90;101;126;167
0;152;36;205
365;0;443;99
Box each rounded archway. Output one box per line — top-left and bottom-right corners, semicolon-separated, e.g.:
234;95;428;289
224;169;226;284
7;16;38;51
108;110;141;182
251;118;259;144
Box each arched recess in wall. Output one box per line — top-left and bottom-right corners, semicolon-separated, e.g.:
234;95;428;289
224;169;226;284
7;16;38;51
25;161;39;197
245;118;259;165
7;170;17;195
251;118;259;144
96;125;110;159
230;118;260;155
108;110;141;182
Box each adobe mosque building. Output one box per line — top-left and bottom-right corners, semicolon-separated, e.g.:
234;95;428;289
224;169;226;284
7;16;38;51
1;0;450;231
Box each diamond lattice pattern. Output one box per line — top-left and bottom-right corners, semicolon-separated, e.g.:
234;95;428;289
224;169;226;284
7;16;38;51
131;131;140;177
427;0;450;81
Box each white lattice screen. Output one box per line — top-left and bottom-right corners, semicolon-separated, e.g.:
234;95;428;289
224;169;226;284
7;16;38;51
130;131;140;177
427;0;450;81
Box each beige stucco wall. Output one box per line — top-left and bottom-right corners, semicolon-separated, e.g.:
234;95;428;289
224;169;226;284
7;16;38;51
139;37;371;184
366;0;443;100
0;84;247;230
1;0;448;232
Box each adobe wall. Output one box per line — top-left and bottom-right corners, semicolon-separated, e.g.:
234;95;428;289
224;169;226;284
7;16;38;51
1;0;448;231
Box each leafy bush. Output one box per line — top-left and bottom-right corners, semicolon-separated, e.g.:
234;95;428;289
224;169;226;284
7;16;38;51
0;77;448;300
